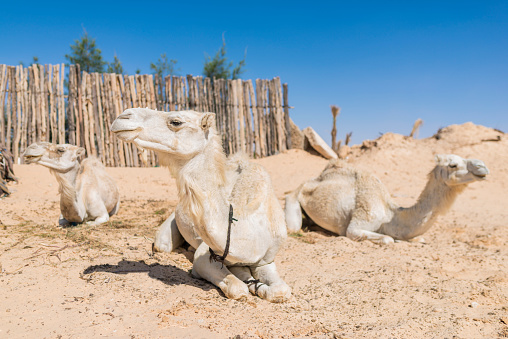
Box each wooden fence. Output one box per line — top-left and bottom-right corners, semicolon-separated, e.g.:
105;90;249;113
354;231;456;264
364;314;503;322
0;63;292;166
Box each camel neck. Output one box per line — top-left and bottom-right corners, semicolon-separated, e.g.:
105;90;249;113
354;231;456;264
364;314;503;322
172;139;230;254
387;170;463;239
50;164;84;221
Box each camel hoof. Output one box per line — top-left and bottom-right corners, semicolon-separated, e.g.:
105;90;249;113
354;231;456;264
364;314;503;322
380;236;395;245
259;284;292;303
221;276;249;301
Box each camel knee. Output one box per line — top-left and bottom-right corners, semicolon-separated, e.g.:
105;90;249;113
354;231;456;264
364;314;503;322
285;194;303;233
153;213;184;253
346;228;365;242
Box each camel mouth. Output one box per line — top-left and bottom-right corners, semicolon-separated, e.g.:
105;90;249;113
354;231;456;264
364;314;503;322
24;154;42;163
473;173;487;180
112;128;141;142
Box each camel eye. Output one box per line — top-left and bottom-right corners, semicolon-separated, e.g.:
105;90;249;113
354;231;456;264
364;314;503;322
57;149;65;153
449;163;457;168
169;120;183;127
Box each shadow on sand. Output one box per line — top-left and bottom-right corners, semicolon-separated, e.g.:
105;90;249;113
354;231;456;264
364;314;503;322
82;259;215;292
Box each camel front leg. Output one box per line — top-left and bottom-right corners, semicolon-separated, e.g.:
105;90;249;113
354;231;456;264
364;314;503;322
192;242;249;301
346;227;394;244
285;191;303;233
153;212;184;253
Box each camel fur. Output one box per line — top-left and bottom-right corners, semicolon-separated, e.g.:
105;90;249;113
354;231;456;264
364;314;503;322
23;142;120;226
111;108;291;302
285;155;489;244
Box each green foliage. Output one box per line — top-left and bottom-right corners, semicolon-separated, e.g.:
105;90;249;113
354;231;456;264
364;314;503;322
18;56;39;67
150;53;179;79
106;54;124;74
65;30;106;73
203;36;246;80
135;69;141;74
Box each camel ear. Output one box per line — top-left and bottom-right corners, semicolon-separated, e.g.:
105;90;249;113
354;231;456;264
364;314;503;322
76;147;86;157
435;154;447;165
200;113;216;131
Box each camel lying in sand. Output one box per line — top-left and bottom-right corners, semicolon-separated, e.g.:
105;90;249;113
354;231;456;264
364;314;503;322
285;155;489;244
23;142;120;226
111;108;291;302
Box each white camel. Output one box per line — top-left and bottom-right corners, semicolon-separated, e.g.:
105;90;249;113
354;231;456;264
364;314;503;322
285;155;489;244
111;108;291;302
23;142;120;226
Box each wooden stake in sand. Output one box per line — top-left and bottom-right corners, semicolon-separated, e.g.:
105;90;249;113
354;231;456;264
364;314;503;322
331;105;341;153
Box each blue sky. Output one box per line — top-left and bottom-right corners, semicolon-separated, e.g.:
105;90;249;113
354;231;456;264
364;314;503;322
1;1;507;145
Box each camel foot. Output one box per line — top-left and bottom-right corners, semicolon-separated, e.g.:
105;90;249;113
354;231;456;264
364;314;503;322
217;274;249;301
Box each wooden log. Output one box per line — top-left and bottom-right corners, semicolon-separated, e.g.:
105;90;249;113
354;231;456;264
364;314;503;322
165;75;172;111
283;83;292;149
104;74;117;166
13;66;22;161
242;81;253;156
255;79;266;157
110;74;125;166
274;77;285;152
128;75;137;108
91;73;104;163
38;64;47;141
76;64;84;148
0;65;6;145
29;66;37;144
80;72;91;156
58;64;66;143
123;75;139;167
47;65;56;143
100;73;113;166
247;80;260;158
20;67;29;159
236;79;246;153
204;77;212;113
118;74;133;167
67;65;76;145
5;67;13;151
187;75;195;110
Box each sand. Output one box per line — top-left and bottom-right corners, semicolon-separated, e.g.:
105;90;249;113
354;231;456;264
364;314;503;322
1;122;507;338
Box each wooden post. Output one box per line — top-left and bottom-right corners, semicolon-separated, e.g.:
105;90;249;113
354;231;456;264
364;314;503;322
58;64;66;143
6;67;13;151
13;66;22;160
20;67;29;159
242;81;253;156
0;65;6;145
283;83;292;149
67;65;76;145
91;73;104;162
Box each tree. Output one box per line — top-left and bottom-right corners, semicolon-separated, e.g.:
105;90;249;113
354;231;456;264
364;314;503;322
150;53;179;79
106;54;124;74
203;35;246;80
65;29;106;73
18;56;39;67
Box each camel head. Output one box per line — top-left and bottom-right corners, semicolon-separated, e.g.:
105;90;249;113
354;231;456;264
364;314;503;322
434;154;489;186
111;108;217;159
23;142;85;172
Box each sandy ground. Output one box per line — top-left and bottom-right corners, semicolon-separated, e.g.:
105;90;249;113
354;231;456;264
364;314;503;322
1;122;507;338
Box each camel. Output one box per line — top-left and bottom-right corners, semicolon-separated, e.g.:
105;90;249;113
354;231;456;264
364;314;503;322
111;108;291;302
285;155;489;244
23;142;120;226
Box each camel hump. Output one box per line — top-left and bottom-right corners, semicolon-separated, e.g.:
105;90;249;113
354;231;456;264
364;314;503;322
227;152;251;171
81;157;105;168
228;153;273;217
